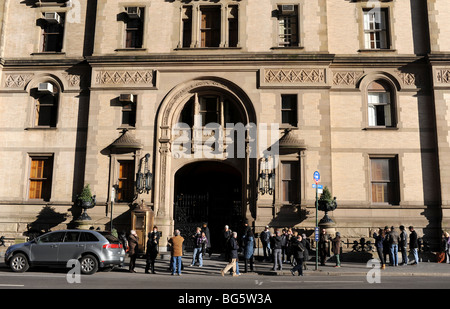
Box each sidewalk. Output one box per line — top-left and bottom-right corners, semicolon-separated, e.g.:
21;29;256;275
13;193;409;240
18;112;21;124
2;250;450;277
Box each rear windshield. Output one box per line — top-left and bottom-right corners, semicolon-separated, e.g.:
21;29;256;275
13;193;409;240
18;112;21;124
99;232;120;244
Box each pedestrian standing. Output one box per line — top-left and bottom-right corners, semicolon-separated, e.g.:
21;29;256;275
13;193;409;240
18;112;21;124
190;227;202;266
201;223;212;258
383;226;391;266
373;228;386;269
242;220;254;272
332;232;342;268
399;225;408;266
128;230;139;273
389;226;400;266
169;229;185;275
318;229;329;266
222;225;232;256
301;233;310;270
271;230;283;271
260;226;271;261
409;226;419;265
290;234;305;276
446;232;450;264
145;226;160;274
198;231;208;267
221;232;239;277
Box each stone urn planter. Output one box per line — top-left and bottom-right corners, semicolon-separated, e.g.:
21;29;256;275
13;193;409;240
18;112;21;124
318;186;337;225
76;184;96;221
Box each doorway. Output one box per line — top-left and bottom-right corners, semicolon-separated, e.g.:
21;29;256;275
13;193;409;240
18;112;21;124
174;161;243;252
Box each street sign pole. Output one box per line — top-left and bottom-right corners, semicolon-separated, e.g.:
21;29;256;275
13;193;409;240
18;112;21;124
313;171;320;271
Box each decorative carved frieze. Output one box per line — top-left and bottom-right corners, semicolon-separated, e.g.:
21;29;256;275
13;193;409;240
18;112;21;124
332;71;363;86
94;70;154;85
4;74;34;88
397;72;416;86
62;73;81;87
436;69;450;84
264;68;325;84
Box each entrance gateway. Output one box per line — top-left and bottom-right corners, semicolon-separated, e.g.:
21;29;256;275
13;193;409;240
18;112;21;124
153;77;258;251
174;161;243;252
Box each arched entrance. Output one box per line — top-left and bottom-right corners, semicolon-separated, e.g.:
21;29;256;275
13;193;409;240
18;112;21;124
174;161;243;252
153;77;257;250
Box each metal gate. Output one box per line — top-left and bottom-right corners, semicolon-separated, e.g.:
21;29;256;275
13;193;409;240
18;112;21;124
174;193;209;251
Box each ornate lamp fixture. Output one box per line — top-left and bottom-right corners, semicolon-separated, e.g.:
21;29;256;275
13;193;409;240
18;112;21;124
258;155;275;195
136;153;152;194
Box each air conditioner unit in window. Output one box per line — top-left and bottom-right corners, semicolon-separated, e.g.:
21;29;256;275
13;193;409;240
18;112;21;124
43;12;61;24
38;83;54;93
126;7;141;19
280;5;295;14
119;94;134;102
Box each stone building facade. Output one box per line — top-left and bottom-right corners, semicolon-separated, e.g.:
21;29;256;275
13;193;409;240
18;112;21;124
0;0;448;250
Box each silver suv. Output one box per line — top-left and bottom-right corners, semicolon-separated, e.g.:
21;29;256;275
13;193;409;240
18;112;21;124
4;229;125;275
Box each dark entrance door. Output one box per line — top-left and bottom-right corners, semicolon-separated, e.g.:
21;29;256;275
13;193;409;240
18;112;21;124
174;161;243;252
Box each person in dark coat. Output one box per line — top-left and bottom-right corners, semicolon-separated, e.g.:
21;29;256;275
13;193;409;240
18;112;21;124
221;232;239;277
128;230;139;273
201;223;212;257
270;230;283;271
223;225;232;254
373;228;386;269
409;226;419;265
318;229;329;266
242;220;254;272
290;234;305;276
260;226;271;261
301;233;310;270
332;232;342;267
145;226;160;274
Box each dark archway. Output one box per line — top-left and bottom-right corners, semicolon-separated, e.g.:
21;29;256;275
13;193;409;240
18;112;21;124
174;161;243;252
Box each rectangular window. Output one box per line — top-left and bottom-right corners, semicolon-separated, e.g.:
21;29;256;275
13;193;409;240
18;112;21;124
122;102;136;127
125;7;144;48
199;96;219;125
370;157;399;205
281;161;299;203
200;7;221;47
368;92;391;126
228;5;239;47
117;160;135;202
29;155;54;201
281;94;298;127
182;6;193;48
41;12;65;52
35;89;58;127
363;8;389;49
278;5;299;47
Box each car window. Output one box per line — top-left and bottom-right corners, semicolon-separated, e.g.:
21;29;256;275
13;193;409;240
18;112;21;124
99;232;120;244
80;232;99;242
38;231;65;243
63;232;80;242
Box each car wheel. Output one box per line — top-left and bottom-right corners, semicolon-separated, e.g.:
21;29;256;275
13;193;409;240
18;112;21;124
79;254;98;275
10;253;29;273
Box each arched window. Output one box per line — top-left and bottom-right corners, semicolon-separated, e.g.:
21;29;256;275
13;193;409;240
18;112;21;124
367;80;394;127
32;82;59;128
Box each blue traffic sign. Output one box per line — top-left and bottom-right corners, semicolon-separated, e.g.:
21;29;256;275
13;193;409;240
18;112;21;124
314;227;319;241
312;184;323;189
313;171;320;183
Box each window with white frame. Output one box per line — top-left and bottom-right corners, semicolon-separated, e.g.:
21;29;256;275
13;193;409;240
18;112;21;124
277;5;299;47
367;80;394;127
363;8;389;49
